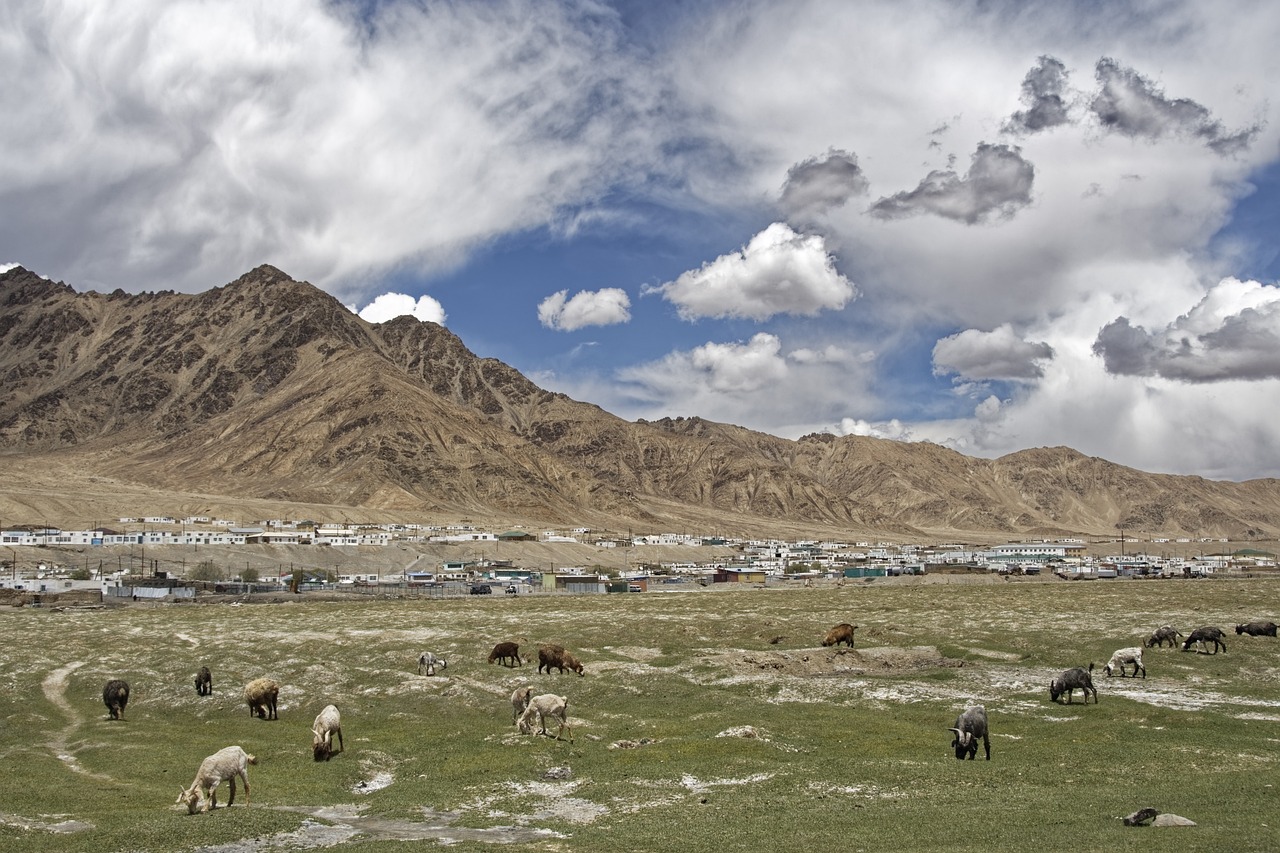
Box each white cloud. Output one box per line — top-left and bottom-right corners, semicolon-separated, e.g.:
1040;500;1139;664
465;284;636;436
0;262;18;274
933;324;1055;381
356;292;446;325
538;287;631;331
0;0;657;298
647;223;855;321
836;418;914;441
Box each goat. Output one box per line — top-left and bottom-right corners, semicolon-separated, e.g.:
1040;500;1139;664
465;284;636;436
417;651;448;676
243;677;280;720
511;685;533;725
537;644;585;676
517;693;574;743
948;705;990;760
1104;646;1146;678
194;666;212;696
1182;626;1227;654
1236;621;1278;637
488;642;523;668
821;623;858;648
176;745;256;814
103;679;130;720
1049;663;1098;704
1143;626;1182;648
311;704;344;761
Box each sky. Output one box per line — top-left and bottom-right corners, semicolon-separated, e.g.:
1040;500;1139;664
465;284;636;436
4;0;1280;481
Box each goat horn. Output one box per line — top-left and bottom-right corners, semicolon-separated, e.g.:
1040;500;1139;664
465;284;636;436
948;727;962;735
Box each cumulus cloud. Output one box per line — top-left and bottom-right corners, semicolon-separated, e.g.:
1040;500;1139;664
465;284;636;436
356;292;447;325
778;148;870;216
933;324;1055;381
1090;58;1260;155
646;223;855;321
836;418;914;441
623;333;789;396
1093;278;1280;382
869;143;1035;224
0;0;655;297
1004;55;1073;134
538;287;631;331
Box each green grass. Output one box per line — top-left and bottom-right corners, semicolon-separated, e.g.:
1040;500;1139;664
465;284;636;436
2;579;1279;851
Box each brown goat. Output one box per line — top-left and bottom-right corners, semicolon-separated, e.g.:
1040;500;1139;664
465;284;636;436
821;623;858;648
488;642;523;667
537;644;585;676
243;677;280;720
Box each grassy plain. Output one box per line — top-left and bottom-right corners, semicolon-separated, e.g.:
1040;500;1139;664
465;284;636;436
1;577;1278;852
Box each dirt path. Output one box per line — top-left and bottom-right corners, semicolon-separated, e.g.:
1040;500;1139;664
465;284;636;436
42;661;114;781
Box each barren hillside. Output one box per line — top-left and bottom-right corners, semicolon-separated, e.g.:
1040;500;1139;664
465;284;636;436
3;264;1279;539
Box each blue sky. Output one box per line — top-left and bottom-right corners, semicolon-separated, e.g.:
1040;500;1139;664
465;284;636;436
4;0;1280;480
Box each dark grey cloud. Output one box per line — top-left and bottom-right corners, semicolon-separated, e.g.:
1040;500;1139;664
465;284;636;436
1090;58;1260;155
933;325;1055;381
1004;55;1072;134
779;148;870;216
1093;289;1280;382
870;143;1034;224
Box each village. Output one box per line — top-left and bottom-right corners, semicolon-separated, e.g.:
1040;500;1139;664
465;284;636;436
2;514;1274;603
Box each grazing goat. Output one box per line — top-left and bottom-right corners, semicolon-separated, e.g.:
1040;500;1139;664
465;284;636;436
243;677;280;720
1236;621;1278;637
1104;646;1146;678
511;685;533;725
948;705;990;761
1144;626;1182;648
537;644;585;676
417;651;448;676
176;745;256;814
312;704;344;761
488;642;523;668
194;666;212;696
517;693;574;743
103;679;130;720
1182;626;1227;654
821;623;858;648
1049;663;1098;704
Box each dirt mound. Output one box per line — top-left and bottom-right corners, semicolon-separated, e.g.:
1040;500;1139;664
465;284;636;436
713;645;960;677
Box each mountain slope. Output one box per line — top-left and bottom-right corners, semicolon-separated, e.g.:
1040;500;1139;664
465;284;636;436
3;264;1279;539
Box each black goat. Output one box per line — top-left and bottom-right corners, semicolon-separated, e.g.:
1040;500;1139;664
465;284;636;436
1049;663;1097;704
103;679;130;720
948;705;990;760
1182;626;1227;654
194;666;212;696
1235;621;1278;637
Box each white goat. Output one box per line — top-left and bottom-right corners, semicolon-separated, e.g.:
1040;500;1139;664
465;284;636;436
1104;646;1146;678
517;693;573;743
417;651;448;676
312;704;344;761
176;745;256;814
510;685;533;725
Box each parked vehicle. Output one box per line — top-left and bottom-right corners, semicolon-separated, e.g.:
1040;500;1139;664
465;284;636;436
469;583;492;595
505;584;518;595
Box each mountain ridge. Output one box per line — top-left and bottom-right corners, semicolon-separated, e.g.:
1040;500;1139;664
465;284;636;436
3;264;1278;540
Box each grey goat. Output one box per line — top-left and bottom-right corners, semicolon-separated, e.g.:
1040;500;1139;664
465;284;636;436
1049;663;1097;704
948;705;990;760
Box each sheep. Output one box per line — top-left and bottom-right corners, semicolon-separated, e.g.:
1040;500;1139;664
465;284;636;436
511;685;533;725
1049;663;1097;704
194;666;212;696
243;677;280;720
417;651;448;676
1182;626;1227;654
102;679;130;720
488;642;523;668
1143;626;1183;648
176;745;256;814
311;704;344;761
821;623;858;648
1104;646;1146;678
948;705;990;760
517;693;573;743
537;644;585;676
1235;621;1278;637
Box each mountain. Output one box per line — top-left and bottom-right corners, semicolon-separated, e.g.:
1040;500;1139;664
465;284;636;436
3;264;1279;540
